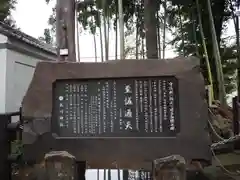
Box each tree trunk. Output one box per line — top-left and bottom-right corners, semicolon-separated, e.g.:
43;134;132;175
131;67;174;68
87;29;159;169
191;10;199;57
230;0;240;100
56;0;76;61
75;12;81;62
115;13;118;60
196;0;214;101
177;5;185;56
103;0;108;61
99;18;104;62
236;12;240;101
156;11;161;59
93;33;97;62
136;15;139;59
162;0;167;59
141;0;145;59
136;32;139;59
206;0;226;105
118;0;125;59
142;37;145;59
107;15;110;60
144;0;158;59
91;15;97;63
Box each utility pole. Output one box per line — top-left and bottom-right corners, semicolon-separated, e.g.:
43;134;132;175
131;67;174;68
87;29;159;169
56;0;76;62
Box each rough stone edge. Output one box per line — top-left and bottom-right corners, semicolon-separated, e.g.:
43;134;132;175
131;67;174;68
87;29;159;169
44;151;76;160
153;155;186;169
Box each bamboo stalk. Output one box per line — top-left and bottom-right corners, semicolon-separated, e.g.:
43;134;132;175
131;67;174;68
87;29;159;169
206;0;226;104
196;0;214;102
118;0;125;59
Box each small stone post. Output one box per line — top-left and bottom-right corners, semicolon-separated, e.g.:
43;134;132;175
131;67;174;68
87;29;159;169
44;151;77;180
153;155;186;180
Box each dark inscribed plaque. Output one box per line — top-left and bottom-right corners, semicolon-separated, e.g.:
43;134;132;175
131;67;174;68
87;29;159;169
52;77;179;138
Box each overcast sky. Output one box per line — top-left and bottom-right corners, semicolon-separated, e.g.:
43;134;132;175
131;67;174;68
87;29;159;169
11;0;123;62
11;0;180;63
11;0;235;63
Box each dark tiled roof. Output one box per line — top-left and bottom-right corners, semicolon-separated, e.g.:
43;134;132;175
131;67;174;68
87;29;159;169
0;21;57;55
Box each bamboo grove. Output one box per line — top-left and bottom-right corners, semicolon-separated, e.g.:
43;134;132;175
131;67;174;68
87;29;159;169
41;0;240;105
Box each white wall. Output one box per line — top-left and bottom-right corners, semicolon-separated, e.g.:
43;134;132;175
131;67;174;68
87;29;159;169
0;33;8;113
5;49;41;113
0;49;7;113
0;32;56;114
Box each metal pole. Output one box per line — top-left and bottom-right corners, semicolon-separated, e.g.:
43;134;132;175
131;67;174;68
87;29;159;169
118;0;125;59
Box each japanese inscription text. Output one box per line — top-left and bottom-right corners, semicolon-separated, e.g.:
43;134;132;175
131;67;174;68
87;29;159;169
52;77;179;138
